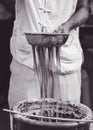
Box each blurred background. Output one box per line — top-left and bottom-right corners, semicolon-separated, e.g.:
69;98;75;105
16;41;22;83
80;0;93;110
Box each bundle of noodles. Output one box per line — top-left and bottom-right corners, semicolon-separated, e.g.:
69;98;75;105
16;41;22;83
32;45;61;98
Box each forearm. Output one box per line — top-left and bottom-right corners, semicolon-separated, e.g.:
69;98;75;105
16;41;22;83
66;6;89;31
54;0;89;33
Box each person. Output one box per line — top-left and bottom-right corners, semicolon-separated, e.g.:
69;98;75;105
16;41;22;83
8;0;89;108
0;0;15;108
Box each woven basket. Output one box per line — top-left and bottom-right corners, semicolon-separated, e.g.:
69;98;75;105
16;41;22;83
11;98;93;130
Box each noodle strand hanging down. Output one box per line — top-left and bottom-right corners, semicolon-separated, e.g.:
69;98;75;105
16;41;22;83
32;45;61;99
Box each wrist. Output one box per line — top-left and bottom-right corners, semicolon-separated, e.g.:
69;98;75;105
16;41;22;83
60;22;70;33
63;22;71;32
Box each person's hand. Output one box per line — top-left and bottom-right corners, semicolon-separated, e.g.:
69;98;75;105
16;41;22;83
54;22;70;33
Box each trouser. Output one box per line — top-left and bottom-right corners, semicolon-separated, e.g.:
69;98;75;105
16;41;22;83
8;59;81;108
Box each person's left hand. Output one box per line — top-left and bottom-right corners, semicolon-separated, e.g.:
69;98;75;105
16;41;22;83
54;22;70;33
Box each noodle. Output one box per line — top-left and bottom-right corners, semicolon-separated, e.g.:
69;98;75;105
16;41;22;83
30;31;64;120
32;45;60;99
